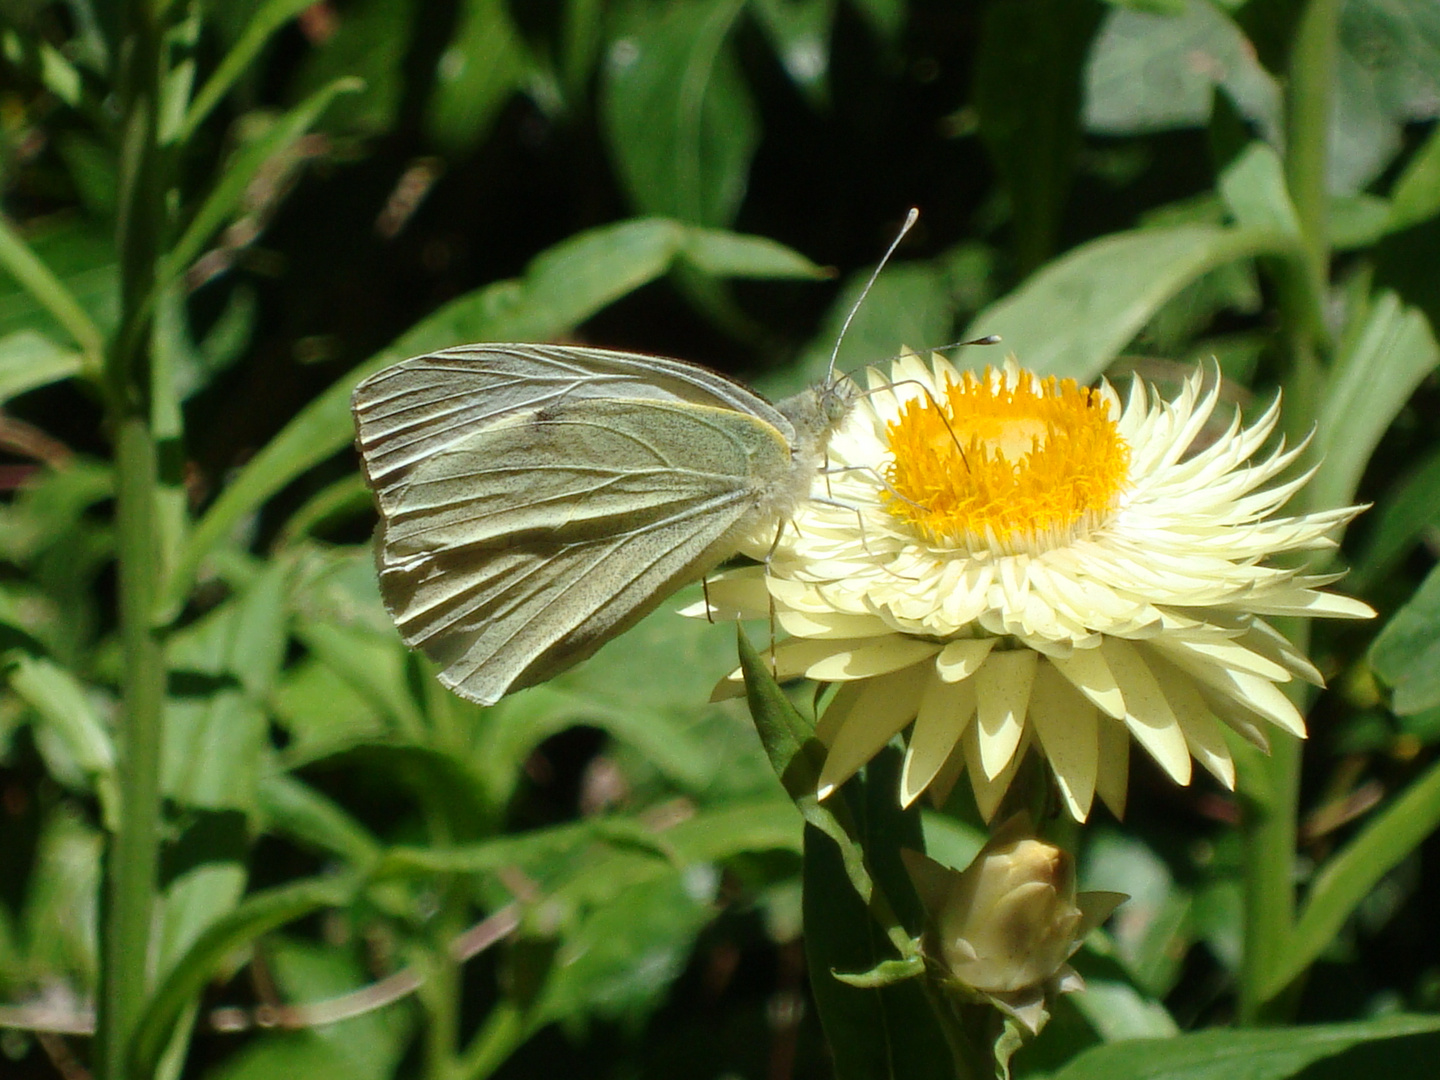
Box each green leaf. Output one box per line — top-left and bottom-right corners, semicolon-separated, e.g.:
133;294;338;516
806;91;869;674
602;0;756;225
0;214;104;367
287;0;415;135
1047;1013;1440;1080
678;225;828;279
257;771;383;870
0;219;117;344
1084;0;1281;141
294;621;425;738
54;133;119;220
18;807;102;988
5;655;118;825
736;632;883;907
198;938;413;1080
1330;193;1395;249
274;475;372;548
379;798;800;881
128;874;360;1080
165;78;363;284
1066;949;1180;1041
298;742;496;841
1083;828;1192;998
1329;0;1440;195
963;224;1298;381
1350;445;1440;592
156;861;249;1000
532;872;717;1028
0;330;85;403
847;0;905;40
801;751;954;1080
1388;122;1440;232
1274;757;1440;1000
1312;290;1440;514
426;0;530;154
181;0;322;140
201;1034;358;1080
1218;142;1303;237
161;218;822;618
751;0;835;105
483;605;756;802
1370;563;1440;715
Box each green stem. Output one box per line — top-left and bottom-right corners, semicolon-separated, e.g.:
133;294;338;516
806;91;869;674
1237;0;1339;1025
419;935;462;1080
97;3;172;1078
1284;0;1339;294
1238;720;1304;1024
457;1002;527;1080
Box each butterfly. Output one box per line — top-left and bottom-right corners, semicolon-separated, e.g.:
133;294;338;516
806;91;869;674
352;342;855;705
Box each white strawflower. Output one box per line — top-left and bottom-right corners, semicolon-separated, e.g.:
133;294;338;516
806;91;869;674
705;352;1372;821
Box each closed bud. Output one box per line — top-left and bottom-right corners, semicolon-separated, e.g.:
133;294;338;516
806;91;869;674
904;816;1125;1034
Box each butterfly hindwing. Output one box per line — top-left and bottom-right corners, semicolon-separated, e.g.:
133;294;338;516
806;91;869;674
376;397;794;703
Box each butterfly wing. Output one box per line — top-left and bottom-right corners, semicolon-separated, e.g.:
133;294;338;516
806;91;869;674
376;397;794;704
353;343;793;515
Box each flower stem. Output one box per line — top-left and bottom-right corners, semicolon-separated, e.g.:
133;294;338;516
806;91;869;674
97;2;171;1077
1237;0;1338;1025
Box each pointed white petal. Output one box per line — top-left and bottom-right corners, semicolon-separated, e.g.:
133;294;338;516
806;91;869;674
805;637;942;681
1050;644;1127;719
1101;637;1192;785
1095;716;1130;818
975;650;1038;780
901;676;978;806
935;638;997;682
1028;661;1099;821
818;669;928;797
963;721;1028;821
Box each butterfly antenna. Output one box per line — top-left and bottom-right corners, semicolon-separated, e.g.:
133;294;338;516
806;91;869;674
827;207;920;382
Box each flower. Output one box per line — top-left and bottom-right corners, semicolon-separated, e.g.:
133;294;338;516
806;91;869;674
706;353;1373;820
904;815;1125;1033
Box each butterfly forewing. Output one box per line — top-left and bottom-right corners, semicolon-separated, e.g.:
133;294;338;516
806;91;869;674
354;343;794;514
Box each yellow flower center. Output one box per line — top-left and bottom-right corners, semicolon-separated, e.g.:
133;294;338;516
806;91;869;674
883;365;1131;553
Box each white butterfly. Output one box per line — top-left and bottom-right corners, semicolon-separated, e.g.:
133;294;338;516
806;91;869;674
352;343;854;705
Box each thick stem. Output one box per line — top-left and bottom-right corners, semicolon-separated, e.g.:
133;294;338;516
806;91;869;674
419;939;462;1080
97;3;171;1078
1284;0;1339;295
101;421;169;1078
1237;0;1338;1025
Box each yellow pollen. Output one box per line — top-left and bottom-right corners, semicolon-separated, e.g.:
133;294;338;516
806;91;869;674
884;366;1131;552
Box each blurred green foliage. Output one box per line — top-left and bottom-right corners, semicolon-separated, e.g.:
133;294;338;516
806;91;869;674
1;0;1440;1078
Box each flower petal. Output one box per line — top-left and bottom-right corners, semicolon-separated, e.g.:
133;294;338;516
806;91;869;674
901;674;978;806
1094;716;1130;818
963;721;1029;821
806;637;942;681
1028;661;1098;821
1159;643;1307;738
975;650;1038;780
1145;649;1236;788
818;667;928;797
778;608;896;639
1050;645;1126;719
928;740;968;808
935;638;997;682
1101;637;1192;785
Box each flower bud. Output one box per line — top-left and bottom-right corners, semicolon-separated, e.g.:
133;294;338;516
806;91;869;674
934;835;1083;993
904;816;1125;1033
